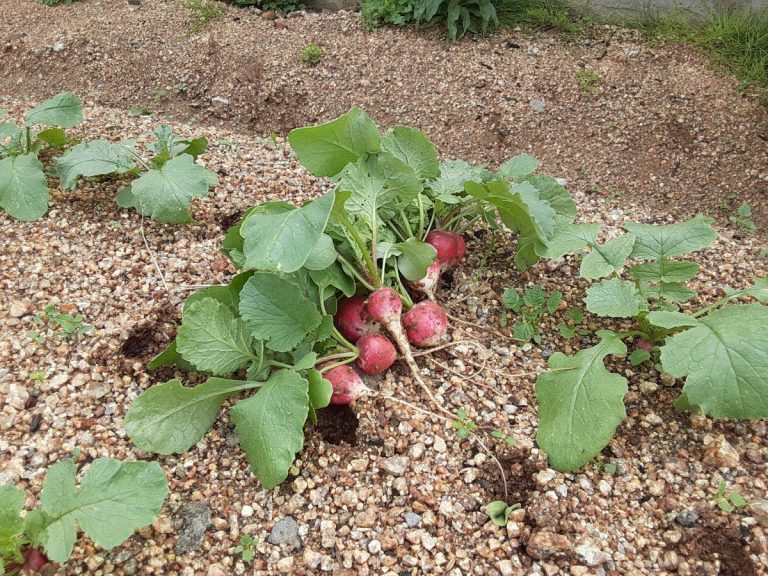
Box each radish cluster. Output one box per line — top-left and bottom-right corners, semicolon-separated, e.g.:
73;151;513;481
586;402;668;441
325;231;466;405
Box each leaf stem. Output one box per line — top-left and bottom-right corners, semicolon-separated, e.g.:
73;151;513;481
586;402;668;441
336;254;375;292
399;210;414;238
339;214;380;286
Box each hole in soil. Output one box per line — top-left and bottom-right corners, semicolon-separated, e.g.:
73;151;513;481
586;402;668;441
218;209;244;231
314;405;358;445
675;518;756;576
481;450;538;509
121;325;157;358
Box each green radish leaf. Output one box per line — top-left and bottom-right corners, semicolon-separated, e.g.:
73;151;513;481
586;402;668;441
585;279;646;318
38;458;167;563
513;322;534;342
534;222;600;259
511;181;557;241
579;234;636;279
523;285;546;308
55;140;137;189
428;159;489;198
628;258;700;283
309;261;356;298
629;349;651;366
381;125;440;181
624;215;717;260
128;154;217;223
395;238;437;281
177;298;258;375
241;191;335;274
36;127;67;147
303;233;338;271
0;485;25;552
558;323;576;339
146;340;196;372
294;352;318;371
547;290;562;314
24;92;82;128
647;311;699;329
125;377;258;454
221;203;292;268
640;281;697;303
535;331;628;471
148;125;208;166
658;303;768;419
0;153;49;221
307;369;333;409
287;108;380;177
502;288;522;312
239;272;322;352
520;175;577;222
230;369;309;488
498;154;539;180
183;285;238;314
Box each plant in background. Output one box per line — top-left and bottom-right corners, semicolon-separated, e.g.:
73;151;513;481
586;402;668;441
301;43;323;66
713;481;747;512
232;0;303;14
183;0;224;32
0;93;83;221
556;307;586;339
38;0;76;5
500;284;561;343
494;0;580;33
124;108;580;490
31;304;93;341
0;456;167;574
414;0;498;39
56;124;217;223
576;68;599;94
534;214;768;472
362;0;416;29
728;202;757;234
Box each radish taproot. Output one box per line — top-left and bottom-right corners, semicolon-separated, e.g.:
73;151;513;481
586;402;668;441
334;295;379;342
402;300;448;347
356;334;397;375
322;364;368;405
408;261;440;300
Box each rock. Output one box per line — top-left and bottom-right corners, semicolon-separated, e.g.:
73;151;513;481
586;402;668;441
304;549;322;569
644;412;663;426
211;97;230;107
6;383;29;411
152;515;173;534
367;539;381;554
382;456;409;476
268;516;302;549
535;469;556;486
675;508;698;527
529;99;546;113
175;502;212;554
261;10;278;19
433;436;447;453
349;458;368;472
526;531;571;560
53;41;65;52
241;505;254;517
274;20;290;30
206;564;226;576
405;512;421;527
276;556;294;572
574;538;611;566
421;532;437;551
9;301;31;318
354;508;376;528
598;479;612;496
703;435;740;468
748;499;768;528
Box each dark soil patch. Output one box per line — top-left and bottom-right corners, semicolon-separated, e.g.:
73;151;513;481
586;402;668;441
120;324;158;358
676;516;756;576
314;405;359;445
218;209;244;231
481;449;540;510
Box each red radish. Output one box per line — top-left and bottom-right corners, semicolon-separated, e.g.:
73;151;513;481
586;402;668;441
6;548;48;573
402;300;448;348
635;339;653;353
454;234;466;263
366;288;403;326
356;334;397;375
408;261;440;300
322;364;368;405
335;295;379;343
425;230;459;268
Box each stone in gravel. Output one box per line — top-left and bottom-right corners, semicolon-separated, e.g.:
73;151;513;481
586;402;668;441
574;538;610;566
529;99;546;113
268;516;302;549
526;531;571;560
6;383;29;410
211;97;230;107
382;456;409;475
206;565;226;576
53;41;65;52
367;539;381;554
748;499;768;528
354;509;376;528
9;301;31;318
405;512;421;527
703;435;740;468
303;549;322;569
241;504;254;517
175;502;212;554
276;556;294;572
433;436;447;453
261;10;278;19
535;469;556;486
675;508;698;527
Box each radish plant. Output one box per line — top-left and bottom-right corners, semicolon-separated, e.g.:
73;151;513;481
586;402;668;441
535;215;768;472
125;108;576;489
0;93;83;221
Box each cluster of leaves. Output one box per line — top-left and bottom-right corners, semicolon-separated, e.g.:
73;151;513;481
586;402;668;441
362;0;497;39
301;43;323;66
38;0;77;5
534;215;768;472
501;284;560;343
28;304;93;344
231;0;303;14
124;108;577;488
233;534;257;562
0;456;167;573
56;124;218;223
713;481;747;513
362;0;416;29
0;93;83;221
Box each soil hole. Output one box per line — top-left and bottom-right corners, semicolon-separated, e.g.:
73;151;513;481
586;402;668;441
218;209;244;231
678;522;756;576
314;405;358;445
481;450;539;510
121;325;158;358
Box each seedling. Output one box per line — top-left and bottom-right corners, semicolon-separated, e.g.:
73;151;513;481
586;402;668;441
629;348;651;366
29;371;47;383
183;0;224;33
501;285;561;344
486;500;521;527
714;481;746;512
728;202;757;234
34;304;93;340
234;534;257;562
490;430;516;446
451;409;477;439
576;69;599;94
301;44;323;67
556;307;585;339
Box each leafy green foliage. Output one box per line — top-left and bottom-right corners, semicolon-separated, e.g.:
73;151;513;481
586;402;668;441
57;124;217;223
183;0;224;32
0;457;167;570
234;534;257;562
414;0;498;39
28;304;93;344
714;481;747;512
362;0;416;30
501;284;561;343
232;0;303;13
301;43;323;66
0;93;83;221
486;500;521;526
451;408;477;439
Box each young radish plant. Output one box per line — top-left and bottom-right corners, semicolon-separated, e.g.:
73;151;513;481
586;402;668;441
125;108;579;494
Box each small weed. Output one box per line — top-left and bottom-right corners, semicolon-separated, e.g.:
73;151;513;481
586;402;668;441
174;82;189;93
714;481;747;512
29;370;47;383
486;500;521;526
495;0;581;33
127;107;153;117
234;534;257;562
151;89;169;102
760;246;768;258
32;304;93;341
501;284;561;344
729;202;757;234
39;0;76;5
597;462;617;474
301;44;323;67
576;68;599;94
490;430;516;446
451;408;477;439
556;307;586;339
184;0;224;33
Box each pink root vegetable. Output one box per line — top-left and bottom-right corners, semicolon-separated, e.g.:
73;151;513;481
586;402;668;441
356;334;397;376
426;230;466;269
407;261;440;300
6;548;48;574
334;295;379;343
402;300;448;348
635;339;653;353
322;364;368;405
454;234;466;263
366;287;403;326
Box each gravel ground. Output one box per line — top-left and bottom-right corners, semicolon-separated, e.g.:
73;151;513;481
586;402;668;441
0;0;767;234
2;96;768;576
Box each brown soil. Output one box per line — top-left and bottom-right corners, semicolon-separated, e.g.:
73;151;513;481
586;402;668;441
1;0;767;235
